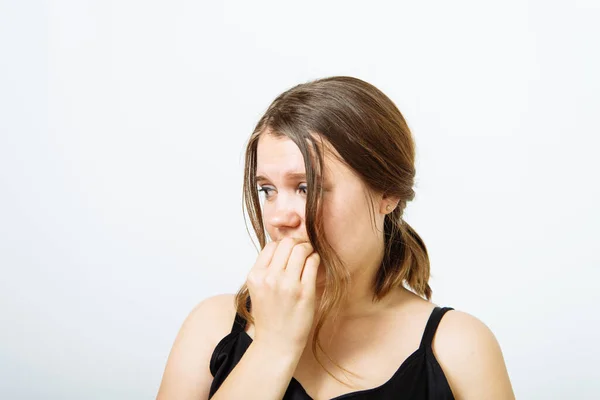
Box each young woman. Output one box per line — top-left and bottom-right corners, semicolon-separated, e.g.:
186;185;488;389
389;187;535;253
157;76;515;399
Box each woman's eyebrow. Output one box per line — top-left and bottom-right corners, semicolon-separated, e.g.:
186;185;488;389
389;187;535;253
256;172;307;183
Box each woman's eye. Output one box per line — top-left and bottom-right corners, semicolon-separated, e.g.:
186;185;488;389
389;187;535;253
257;184;308;199
258;186;275;198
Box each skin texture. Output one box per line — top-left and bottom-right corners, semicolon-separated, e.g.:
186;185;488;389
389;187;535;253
156;133;515;400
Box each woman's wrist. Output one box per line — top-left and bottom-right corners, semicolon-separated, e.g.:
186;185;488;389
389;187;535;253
250;339;304;370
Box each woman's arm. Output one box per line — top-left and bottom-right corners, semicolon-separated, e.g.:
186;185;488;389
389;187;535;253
158;239;319;400
433;310;516;400
210;339;301;400
156;293;303;400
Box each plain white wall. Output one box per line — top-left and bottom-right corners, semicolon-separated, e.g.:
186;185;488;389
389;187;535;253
1;0;599;398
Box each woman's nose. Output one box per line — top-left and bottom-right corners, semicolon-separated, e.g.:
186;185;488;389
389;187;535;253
267;203;302;230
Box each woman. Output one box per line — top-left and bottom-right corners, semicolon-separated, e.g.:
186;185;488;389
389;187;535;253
157;76;515;399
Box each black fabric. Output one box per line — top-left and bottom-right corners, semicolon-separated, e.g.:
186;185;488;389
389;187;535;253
209;297;455;399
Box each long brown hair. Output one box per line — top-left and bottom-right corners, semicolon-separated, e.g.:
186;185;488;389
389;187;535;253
235;76;431;384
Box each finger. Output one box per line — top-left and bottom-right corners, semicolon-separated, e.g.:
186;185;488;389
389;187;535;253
268;237;300;272
284;242;314;281
252;241;278;270
300;252;321;291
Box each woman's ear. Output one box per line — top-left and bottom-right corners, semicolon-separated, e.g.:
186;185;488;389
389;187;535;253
380;194;400;214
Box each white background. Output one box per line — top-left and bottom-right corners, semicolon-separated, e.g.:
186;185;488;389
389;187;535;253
1;0;599;399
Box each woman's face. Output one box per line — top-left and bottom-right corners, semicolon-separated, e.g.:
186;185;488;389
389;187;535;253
255;132;386;280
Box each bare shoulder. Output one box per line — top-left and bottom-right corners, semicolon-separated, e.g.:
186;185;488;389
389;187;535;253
188;293;238;341
432;309;515;400
157;293;237;400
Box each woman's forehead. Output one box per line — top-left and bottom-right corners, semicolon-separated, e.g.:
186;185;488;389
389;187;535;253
255;133;344;180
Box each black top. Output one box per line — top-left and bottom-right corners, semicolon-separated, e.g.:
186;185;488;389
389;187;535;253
209;297;455;399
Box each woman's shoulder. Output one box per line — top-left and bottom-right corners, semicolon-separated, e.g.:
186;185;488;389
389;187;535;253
187;293;238;344
156;294;238;399
432;308;515;399
189;293;237;318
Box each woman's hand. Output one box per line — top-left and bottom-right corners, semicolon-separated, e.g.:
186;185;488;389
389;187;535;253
246;237;321;355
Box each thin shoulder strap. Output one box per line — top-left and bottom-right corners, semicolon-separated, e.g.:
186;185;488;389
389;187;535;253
231;295;252;334
419;306;454;350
